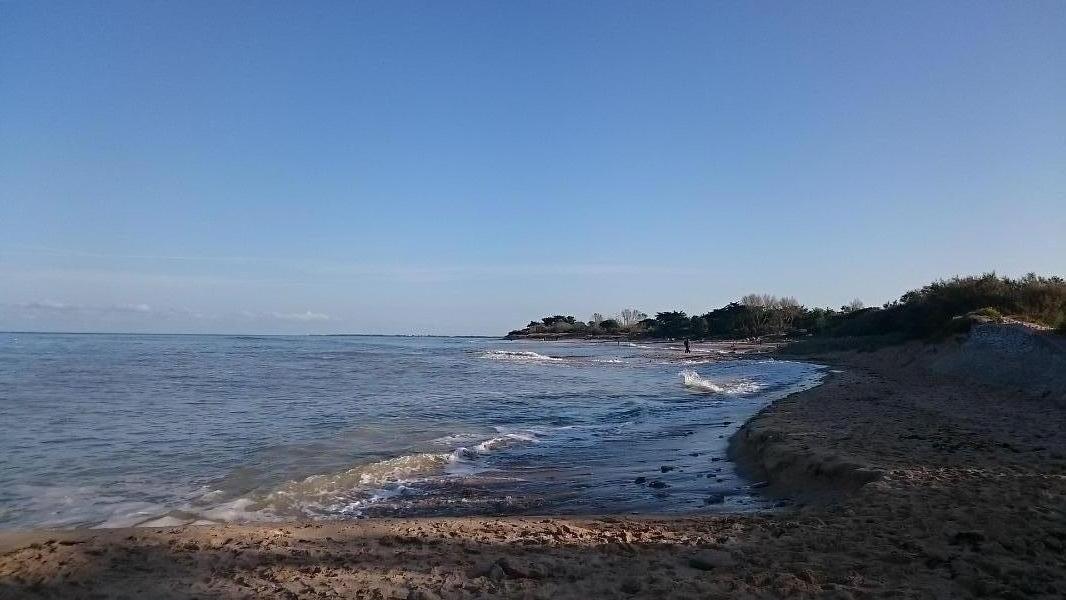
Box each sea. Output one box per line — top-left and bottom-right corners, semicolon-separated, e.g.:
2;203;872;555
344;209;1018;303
0;333;824;529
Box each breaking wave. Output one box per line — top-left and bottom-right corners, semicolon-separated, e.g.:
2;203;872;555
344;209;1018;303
480;350;563;362
205;432;541;521
680;369;761;395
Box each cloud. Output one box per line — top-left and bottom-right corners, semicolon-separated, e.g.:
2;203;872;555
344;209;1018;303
235;309;332;322
11;300;153;315
268;310;331;322
3;301;329;323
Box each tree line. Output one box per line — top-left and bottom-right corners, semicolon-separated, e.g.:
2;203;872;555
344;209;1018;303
506;273;1066;340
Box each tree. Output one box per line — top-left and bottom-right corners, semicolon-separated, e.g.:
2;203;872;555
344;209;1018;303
740;293;774;308
590;313;605;325
599;318;621;332
691;316;708;338
654;311;690;338
620;308;648;327
844;299;865;312
637;318;658;330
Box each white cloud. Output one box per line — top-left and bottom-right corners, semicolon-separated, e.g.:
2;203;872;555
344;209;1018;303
3;301;329;323
10;300;153;315
268;310;331;322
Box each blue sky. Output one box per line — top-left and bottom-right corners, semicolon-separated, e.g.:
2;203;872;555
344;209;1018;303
2;1;1064;334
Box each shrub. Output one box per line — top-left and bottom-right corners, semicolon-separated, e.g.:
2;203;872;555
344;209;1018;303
967;307;1004;323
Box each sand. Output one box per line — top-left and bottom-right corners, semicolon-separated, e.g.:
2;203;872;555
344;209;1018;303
3;333;1065;599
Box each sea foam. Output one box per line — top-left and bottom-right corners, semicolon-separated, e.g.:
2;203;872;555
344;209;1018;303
680;369;761;395
479;350;563;362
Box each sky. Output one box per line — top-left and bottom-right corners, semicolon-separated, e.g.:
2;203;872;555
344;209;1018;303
2;1;1064;335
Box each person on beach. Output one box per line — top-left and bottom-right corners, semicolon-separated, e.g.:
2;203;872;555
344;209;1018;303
684;339;691;353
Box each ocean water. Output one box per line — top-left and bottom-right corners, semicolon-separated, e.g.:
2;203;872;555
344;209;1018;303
0;333;824;529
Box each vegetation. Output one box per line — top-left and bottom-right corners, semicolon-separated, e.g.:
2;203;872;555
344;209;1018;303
506;273;1066;342
826;273;1066;339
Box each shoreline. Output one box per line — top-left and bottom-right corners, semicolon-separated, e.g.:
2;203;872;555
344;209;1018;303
3;331;1065;597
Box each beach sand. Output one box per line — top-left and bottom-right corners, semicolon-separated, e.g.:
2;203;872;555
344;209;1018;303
3;335;1065;599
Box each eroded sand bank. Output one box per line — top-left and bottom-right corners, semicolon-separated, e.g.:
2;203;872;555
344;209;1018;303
2;333;1065;599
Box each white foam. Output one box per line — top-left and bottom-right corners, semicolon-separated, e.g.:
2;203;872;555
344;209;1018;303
428;432;486;446
91;501;170;529
138;516;192;528
479;350;563;362
194;430;542;522
198;497;281;523
680;370;762;395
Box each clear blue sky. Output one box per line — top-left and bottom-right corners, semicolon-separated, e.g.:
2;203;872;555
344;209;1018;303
2;1;1064;334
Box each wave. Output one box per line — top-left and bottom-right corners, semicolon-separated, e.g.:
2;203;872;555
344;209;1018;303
202;432;540;521
479;350;563;362
680;369;761;395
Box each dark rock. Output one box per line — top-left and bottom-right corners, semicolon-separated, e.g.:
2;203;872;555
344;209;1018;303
704;493;726;505
950;530;986;547
660;465;676;472
633;477;647;485
487;562;506;581
495;558;544;579
647;480;669;489
688;549;735;571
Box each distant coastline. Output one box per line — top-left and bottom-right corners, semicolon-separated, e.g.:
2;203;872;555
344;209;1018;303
505;272;1066;347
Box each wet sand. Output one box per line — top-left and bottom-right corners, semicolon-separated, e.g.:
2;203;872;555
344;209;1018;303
3;337;1065;598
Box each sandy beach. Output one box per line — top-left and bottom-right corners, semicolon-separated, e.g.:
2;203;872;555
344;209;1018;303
3;330;1065;599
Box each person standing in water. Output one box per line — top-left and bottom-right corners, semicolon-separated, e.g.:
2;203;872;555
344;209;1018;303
684;339;691;353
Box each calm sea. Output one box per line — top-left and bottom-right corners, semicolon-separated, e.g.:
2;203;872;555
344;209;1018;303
0;333;823;529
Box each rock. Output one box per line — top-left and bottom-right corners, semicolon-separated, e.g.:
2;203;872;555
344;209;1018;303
950;530;986;548
660;465;676;472
493;558;543;579
633;477;647;485
487;563;506;581
648;481;669;489
688;549;736;571
704;493;726;505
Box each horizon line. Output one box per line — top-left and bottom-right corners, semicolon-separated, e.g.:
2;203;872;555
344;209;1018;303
0;330;502;339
